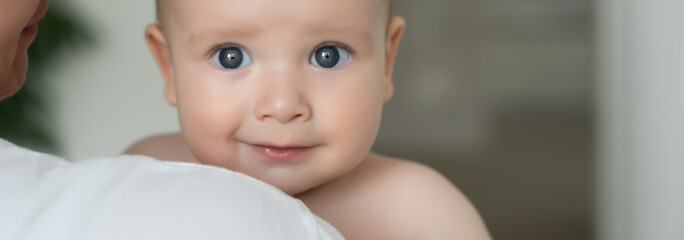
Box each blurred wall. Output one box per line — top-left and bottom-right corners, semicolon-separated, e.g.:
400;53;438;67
49;0;179;160
596;0;684;239
376;1;594;239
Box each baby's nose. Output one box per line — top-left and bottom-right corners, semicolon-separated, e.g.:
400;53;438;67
254;82;311;124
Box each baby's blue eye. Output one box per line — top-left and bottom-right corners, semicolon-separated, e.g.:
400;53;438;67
212;47;252;69
310;46;350;69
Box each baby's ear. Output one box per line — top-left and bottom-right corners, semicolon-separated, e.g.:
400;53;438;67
384;16;405;102
145;24;177;107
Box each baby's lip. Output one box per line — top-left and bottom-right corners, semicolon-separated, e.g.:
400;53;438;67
251;142;313;149
246;142;315;162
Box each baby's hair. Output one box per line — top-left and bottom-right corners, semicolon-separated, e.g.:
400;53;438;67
155;0;393;27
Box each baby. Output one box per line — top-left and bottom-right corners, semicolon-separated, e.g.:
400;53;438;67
128;0;491;239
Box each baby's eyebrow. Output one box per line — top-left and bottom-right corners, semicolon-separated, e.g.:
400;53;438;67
305;24;373;43
186;24;374;46
187;27;260;45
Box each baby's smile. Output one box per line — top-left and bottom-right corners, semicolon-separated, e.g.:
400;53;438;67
246;143;315;162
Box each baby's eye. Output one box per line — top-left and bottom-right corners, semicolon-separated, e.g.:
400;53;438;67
310;46;350;69
212;47;252;69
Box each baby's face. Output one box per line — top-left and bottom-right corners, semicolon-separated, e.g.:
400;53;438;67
149;0;401;195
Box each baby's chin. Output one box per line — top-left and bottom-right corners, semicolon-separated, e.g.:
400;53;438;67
262;172;339;197
266;177;319;196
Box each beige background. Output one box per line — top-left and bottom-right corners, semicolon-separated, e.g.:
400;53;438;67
376;1;593;239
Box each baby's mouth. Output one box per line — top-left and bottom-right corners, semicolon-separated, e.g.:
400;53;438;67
248;143;313;162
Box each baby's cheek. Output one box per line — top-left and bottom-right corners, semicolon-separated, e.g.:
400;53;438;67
312;110;379;184
319;78;384;145
325;97;382;152
176;100;242;169
181;121;240;170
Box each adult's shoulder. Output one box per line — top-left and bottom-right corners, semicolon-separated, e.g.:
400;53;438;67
124;132;197;162
0;144;343;240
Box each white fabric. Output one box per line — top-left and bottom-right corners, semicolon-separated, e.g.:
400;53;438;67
0;139;344;240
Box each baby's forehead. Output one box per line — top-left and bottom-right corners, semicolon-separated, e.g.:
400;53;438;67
160;0;390;46
158;0;389;29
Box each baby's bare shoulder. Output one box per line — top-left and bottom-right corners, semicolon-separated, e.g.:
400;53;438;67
354;154;491;239
123;132;198;163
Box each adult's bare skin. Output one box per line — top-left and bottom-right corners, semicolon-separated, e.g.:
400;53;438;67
0;0;47;98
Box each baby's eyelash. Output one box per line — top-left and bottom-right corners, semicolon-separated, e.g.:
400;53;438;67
207;41;356;59
208;42;245;58
313;41;355;56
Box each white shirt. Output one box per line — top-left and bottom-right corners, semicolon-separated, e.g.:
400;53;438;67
0;139;344;240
